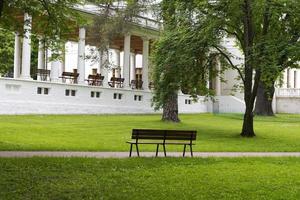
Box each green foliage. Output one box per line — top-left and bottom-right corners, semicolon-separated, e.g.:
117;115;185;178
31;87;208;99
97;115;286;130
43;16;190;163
1;157;300;199
152;0;220;110
0;0;84;56
87;0;155;59
0;28;14;76
193;0;300;88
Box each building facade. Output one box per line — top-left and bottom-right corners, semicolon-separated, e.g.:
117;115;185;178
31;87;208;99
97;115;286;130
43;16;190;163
0;5;299;115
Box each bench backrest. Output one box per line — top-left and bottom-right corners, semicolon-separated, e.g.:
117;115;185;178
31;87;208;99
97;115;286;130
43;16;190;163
88;74;104;80
62;72;79;77
37;69;50;75
132;129;197;142
110;77;124;82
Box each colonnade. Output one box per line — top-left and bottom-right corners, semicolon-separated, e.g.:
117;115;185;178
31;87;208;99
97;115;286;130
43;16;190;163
13;13;151;90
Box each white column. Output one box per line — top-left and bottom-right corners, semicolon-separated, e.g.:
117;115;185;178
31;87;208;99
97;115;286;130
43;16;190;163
77;27;86;84
37;38;45;80
99;50;109;87
115;49;121;78
288;68;294;88
123;34;131;88
61;44;66;73
13;32;21;78
215;58;221;96
284;69;288;88
20;13;32;80
50;59;61;82
130;52;136;82
142;37;149;90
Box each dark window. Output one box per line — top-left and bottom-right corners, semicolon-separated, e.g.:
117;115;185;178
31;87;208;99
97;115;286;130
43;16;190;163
114;93;122;100
44;88;49;95
91;91;95;98
37;87;42;94
71;90;76;96
65;89;70;96
96;92;100;98
185;99;192;105
134;95;142;101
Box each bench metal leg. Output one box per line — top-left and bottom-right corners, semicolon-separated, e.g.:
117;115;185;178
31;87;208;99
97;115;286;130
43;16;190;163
163;144;166;157
183;144;186;157
136;144;140;157
156;144;159;157
129;144;133;157
190;144;193;157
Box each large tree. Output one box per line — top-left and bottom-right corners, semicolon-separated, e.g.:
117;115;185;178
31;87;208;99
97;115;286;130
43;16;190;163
152;0;219;122
152;0;299;137
254;0;300;116
190;0;300;137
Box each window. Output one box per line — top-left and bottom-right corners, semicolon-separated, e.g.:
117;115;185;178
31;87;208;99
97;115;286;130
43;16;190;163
91;91;101;98
37;87;49;95
44;88;49;95
37;87;42;94
65;89;76;97
113;93;123;100
134;95;143;101
71;90;76;96
185;99;192;105
96;92;101;98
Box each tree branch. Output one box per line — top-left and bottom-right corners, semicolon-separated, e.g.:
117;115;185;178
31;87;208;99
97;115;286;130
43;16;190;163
213;45;245;84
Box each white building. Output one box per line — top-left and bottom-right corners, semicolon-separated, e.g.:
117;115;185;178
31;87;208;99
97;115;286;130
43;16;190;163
0;5;299;115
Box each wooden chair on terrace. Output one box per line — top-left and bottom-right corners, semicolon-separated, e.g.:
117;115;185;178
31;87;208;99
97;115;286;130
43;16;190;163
130;80;143;90
60;72;79;84
108;77;124;88
37;69;50;81
86;74;104;86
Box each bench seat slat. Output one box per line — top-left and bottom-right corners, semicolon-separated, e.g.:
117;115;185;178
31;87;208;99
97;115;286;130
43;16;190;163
126;141;195;145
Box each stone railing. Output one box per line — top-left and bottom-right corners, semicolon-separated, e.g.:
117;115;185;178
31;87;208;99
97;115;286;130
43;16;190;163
276;88;300;97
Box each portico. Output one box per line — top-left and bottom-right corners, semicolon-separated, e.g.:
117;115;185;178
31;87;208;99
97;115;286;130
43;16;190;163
12;10;156;91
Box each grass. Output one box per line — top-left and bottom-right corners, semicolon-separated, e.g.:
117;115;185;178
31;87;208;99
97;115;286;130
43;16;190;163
0;157;299;200
0;113;300;152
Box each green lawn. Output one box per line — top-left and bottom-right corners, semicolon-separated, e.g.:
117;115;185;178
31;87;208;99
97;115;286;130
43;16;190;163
0;114;300;152
0;157;299;200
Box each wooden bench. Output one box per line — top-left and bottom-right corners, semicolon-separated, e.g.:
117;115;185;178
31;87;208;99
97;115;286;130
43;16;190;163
126;129;197;157
85;74;104;86
130;80;143;89
37;69;50;81
108;77;124;88
60;72;79;84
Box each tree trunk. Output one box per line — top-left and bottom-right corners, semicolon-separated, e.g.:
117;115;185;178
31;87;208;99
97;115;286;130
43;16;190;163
254;81;275;116
241;108;255;137
0;0;4;18
162;92;180;122
240;0;257;137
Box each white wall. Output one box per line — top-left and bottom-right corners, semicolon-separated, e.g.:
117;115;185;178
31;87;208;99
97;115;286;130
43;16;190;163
281;68;300;89
221;38;244;99
0;78;209;115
